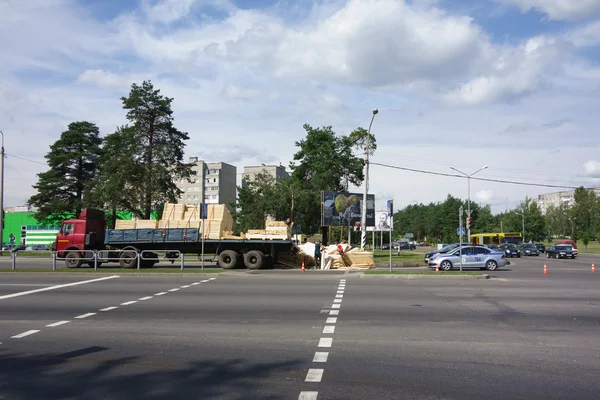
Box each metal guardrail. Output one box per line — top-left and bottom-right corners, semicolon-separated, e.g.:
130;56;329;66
140;250;185;270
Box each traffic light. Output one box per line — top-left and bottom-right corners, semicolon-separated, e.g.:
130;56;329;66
466;217;472;230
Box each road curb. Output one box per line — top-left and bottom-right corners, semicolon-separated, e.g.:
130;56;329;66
359;273;490;280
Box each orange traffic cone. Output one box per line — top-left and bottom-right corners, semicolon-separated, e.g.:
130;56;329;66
592;263;596;273
435;264;439;272
543;264;548;275
301;262;305;273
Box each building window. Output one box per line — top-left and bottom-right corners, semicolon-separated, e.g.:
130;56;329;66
187;195;191;200
194;187;200;192
193;195;199;200
187;187;192;192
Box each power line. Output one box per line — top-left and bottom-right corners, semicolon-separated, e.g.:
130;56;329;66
6;153;47;166
370;162;584;190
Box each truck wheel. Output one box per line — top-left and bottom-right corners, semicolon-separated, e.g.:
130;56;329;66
141;252;157;268
65;252;82;268
244;250;265;270
86;262;103;268
119;251;137;269
218;250;238;269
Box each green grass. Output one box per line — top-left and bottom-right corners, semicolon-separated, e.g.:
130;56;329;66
372;249;425;264
364;270;481;275
0;268;224;273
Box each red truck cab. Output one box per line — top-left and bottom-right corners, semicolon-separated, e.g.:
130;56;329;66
55;209;107;267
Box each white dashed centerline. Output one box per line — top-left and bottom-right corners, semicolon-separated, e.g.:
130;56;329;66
75;313;96;319
333;299;342;303
318;338;333;348
155;292;167;296
331;304;341;309
329;310;339;315
305;369;324;382
335;294;343;298
100;306;118;311
46;321;70;327
181;285;191;288
168;288;180;292
12;330;40;339
121;301;137;306
313;352;329;362
323;326;335;334
191;282;200;285
299;392;318;400
326;317;337;324
138;296;153;301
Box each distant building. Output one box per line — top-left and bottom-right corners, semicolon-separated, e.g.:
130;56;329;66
538;188;600;214
242;164;290;187
177;158;237;210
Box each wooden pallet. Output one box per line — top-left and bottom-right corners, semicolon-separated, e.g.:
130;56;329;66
245;234;289;240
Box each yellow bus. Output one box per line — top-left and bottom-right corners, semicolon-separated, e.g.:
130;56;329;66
470;232;522;245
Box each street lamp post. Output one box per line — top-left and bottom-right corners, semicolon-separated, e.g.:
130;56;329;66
0;131;4;254
450;165;488;242
516;212;525;243
361;109;378;250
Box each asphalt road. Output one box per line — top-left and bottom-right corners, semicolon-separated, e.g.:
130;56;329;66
0;257;599;399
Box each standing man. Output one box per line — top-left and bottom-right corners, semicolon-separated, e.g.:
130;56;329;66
314;240;322;269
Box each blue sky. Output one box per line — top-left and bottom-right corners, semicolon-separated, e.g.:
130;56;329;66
2;0;600;213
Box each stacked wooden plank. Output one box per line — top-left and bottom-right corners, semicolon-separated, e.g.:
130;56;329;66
115;220;137;229
246;221;291;240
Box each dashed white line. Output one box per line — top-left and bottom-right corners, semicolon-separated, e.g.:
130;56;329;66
11;330;40;339
305;369;324;382
313;352;329;362
0;275;120;300
323;326;335;334
46;320;70;327
336;291;344;294
100;306;118;311
168;288;180;292
331;304;341;309
201;280;210;283
335;294;343;298
329;310;339;315
318;338;333;348
121;301;137;306
181;285;191;288
333;299;342;303
138;296;153;301
208;277;217;280
326;317;337;324
299;392;318;400
191;282;200;285
155;292;167;296
75;313;96;319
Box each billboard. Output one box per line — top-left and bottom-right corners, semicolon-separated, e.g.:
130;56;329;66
321;192;375;227
373;211;392;231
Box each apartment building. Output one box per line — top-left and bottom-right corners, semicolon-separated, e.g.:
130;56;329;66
538;188;600;214
177;158;237;210
242;164;290;187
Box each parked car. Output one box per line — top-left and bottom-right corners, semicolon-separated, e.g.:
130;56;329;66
535;243;545;253
26;244;49;251
396;241;416;250
428;245;507;271
486;244;499;250
424;243;460;263
500;243;521;258
520;243;539;256
546;245;576;259
555;240;578;254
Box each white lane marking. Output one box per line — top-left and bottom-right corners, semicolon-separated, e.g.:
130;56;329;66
329;310;339;315
0;275;120;300
11;330;40;339
201;280;210;283
337;291;344;294
208;278;217;280
121;301;137;305
320;309;329;314
305;369;324;382
181;285;191;288
323;326;335;334
333;299;342;303
339;280;346;283
332;304;341;309
138;296;153;301
299;392;318;400
155;292;167;296
191;282;200;285
326;317;337;324
168;288;180;292
318;338;333;348
335;294;343;298
313;352;329;362
75;312;96;319
46;321;70;327
100;306;118;311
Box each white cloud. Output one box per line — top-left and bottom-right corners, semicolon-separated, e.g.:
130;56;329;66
77;69;134;88
475;190;493;202
583;161;600;178
496;0;600;21
565;19;600;47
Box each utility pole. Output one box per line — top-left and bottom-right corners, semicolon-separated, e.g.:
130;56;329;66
0;131;4;254
450;165;488;243
360;109;378;250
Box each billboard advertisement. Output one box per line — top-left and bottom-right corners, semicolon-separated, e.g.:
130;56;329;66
373;211;393;231
321;192;375;227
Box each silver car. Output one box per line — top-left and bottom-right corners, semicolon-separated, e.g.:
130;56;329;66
429;245;507;271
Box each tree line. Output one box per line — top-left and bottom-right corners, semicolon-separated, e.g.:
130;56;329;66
28;81;194;227
393;187;600;248
28;81;375;233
